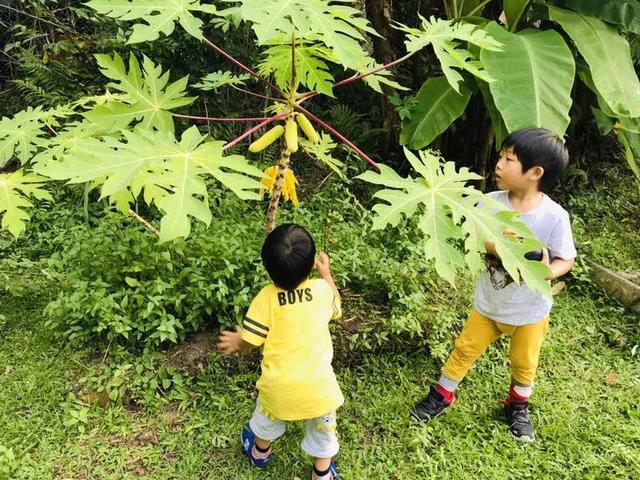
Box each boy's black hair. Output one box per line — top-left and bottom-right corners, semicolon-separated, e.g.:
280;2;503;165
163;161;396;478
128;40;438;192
500;127;569;191
261;224;316;291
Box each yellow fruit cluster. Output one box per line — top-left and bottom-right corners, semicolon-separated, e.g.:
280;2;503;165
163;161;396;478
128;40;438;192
260;166;299;206
248;113;320;153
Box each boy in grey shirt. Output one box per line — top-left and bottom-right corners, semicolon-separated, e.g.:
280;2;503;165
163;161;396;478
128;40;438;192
411;128;577;442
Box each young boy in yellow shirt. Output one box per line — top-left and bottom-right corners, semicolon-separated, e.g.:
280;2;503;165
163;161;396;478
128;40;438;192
411;128;576;442
217;224;343;479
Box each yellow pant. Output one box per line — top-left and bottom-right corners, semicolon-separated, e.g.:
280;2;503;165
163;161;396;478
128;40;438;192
442;310;550;386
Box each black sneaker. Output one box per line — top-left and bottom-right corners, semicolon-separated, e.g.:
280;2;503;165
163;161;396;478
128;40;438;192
410;385;453;422
504;400;535;442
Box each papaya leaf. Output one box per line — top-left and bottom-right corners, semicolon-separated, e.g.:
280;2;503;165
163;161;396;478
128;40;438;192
361;69;408;94
31;122;107;171
356;148;551;295
549;6;640;118
86;0;218;43
300;133;345;178
85;53;196;133
395;16;502;93
224;0;378;76
35;127;266;242
193;71;252;92
259;44;335;96
0;106;74;168
481;23;575;137
0;170;52;238
400;76;475;150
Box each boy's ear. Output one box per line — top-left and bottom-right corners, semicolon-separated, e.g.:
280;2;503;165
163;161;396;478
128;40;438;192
527;166;544;181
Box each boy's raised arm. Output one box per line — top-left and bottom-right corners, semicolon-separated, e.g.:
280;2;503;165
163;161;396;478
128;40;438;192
315;251;342;320
315;252;340;299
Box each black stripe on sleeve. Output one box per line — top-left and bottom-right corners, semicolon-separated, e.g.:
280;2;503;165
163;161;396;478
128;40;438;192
243;324;267;339
244;316;269;332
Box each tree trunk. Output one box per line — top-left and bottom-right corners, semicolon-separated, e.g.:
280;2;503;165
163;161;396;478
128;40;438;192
265;148;292;234
366;0;400;154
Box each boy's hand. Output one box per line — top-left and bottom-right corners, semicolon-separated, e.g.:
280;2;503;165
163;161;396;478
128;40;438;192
315;251;332;279
216;326;243;355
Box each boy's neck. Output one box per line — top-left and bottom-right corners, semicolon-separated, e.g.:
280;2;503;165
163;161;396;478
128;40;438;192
507;188;543;214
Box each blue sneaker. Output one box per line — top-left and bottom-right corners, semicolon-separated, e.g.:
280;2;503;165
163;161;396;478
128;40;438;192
312;459;340;479
329;460;340;479
241;423;273;469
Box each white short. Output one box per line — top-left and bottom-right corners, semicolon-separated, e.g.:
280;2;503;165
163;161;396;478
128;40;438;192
248;401;339;458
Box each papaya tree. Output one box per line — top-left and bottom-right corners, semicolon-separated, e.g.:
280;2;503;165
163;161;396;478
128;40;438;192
1;0;561;296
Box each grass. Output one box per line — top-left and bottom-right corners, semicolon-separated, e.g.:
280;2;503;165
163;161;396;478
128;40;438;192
1;280;639;479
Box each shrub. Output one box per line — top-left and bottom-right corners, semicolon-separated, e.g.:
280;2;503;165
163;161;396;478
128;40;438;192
36;179;462;352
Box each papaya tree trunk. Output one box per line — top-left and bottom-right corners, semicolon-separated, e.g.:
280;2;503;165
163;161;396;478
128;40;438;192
265;147;292;234
366;0;401;155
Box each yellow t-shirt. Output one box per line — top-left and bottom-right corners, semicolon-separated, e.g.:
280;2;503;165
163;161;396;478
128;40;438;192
241;278;344;421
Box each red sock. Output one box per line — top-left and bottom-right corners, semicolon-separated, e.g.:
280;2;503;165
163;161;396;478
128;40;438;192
505;384;529;405
436;384;454;403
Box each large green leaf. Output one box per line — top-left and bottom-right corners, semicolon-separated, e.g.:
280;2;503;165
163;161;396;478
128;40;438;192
396;16;502;93
259;44;335;96
0;170;52;238
0;105;74;168
85;53;196;133
549;6;640;118
504;0;530;31
35;126;266;242
86;0;218;43
356;148;550;295
548;0;640;35
223;1;377;70
578;63;640;178
400;76;475;149
480;23;575;136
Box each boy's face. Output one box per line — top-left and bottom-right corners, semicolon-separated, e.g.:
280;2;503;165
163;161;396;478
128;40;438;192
494;147;543;191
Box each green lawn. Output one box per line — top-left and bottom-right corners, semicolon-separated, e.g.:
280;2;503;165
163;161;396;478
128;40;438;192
1;283;639;479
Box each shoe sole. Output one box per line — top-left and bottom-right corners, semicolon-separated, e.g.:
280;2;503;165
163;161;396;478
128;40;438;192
409;399;456;423
509;431;535;443
409;403;452;423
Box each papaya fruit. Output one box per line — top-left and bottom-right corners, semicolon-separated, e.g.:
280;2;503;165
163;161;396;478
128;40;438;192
296;113;319;144
249;125;285;153
285;119;299;153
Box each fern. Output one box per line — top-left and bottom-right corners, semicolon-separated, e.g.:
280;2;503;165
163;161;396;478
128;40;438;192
328;104;363;140
9;50;77;107
11;80;68;108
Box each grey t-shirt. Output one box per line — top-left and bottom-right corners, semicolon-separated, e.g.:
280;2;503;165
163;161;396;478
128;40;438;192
474;190;577;326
